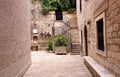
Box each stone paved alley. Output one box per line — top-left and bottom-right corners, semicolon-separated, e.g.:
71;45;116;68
23;51;92;77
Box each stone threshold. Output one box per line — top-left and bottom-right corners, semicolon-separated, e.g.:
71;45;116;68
84;56;115;77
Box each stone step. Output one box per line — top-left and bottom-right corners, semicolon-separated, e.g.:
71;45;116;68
72;48;80;50
71;43;81;55
72;42;80;45
72;47;80;48
71;48;80;51
71;53;80;55
72;51;80;53
72;44;80;46
72;45;80;47
71;52;80;54
72;46;80;48
71;50;80;54
72;49;80;52
72;47;80;49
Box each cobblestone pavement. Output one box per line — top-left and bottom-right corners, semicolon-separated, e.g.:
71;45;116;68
23;51;93;77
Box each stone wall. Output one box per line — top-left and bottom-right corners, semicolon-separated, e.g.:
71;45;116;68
31;1;79;51
106;0;120;76
0;0;31;77
77;0;120;76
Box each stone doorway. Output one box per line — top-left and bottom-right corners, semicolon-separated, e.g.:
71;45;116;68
84;25;88;56
55;8;63;20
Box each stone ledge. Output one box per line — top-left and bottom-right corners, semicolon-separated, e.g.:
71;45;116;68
84;56;115;77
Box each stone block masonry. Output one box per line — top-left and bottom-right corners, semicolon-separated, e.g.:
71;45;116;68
0;0;31;77
76;0;120;76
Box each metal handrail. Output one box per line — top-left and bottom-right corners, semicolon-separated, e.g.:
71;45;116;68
52;15;73;52
53;26;72;52
63;15;77;29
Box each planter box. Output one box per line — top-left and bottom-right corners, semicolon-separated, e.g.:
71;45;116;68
31;45;38;51
55;46;67;55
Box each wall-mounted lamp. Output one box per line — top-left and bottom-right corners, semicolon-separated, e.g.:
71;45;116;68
84;19;91;25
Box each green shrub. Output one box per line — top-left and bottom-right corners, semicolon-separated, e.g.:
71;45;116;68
47;39;53;50
32;0;37;4
68;8;76;13
32;0;76;14
55;34;67;46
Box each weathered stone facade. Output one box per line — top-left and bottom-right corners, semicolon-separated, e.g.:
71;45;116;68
30;1;55;50
77;0;120;76
31;1;79;51
0;0;31;77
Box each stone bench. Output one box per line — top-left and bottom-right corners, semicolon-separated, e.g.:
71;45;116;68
84;56;115;77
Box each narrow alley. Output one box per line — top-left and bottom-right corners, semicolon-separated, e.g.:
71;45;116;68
23;51;92;77
0;0;119;77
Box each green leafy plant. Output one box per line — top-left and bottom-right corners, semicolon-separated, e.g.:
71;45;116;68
55;34;68;46
32;0;37;4
32;0;76;14
68;8;76;13
47;39;53;50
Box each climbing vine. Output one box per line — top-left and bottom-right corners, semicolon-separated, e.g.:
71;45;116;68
32;0;76;14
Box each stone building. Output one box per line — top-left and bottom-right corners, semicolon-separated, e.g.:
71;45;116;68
77;0;120;76
30;1;54;50
31;1;79;51
0;0;31;77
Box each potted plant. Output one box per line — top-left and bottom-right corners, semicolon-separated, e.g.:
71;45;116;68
54;34;68;55
47;39;53;52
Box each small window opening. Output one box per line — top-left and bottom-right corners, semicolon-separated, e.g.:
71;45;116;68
96;18;104;51
80;0;82;12
55;9;63;20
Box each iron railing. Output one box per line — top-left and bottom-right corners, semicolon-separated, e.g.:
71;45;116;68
52;26;72;52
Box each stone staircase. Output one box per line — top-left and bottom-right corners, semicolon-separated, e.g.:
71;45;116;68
71;43;81;55
53;16;80;55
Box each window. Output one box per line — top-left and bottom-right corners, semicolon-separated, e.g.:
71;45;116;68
80;0;82;12
55;9;63;20
96;18;104;51
95;12;106;56
33;29;37;33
